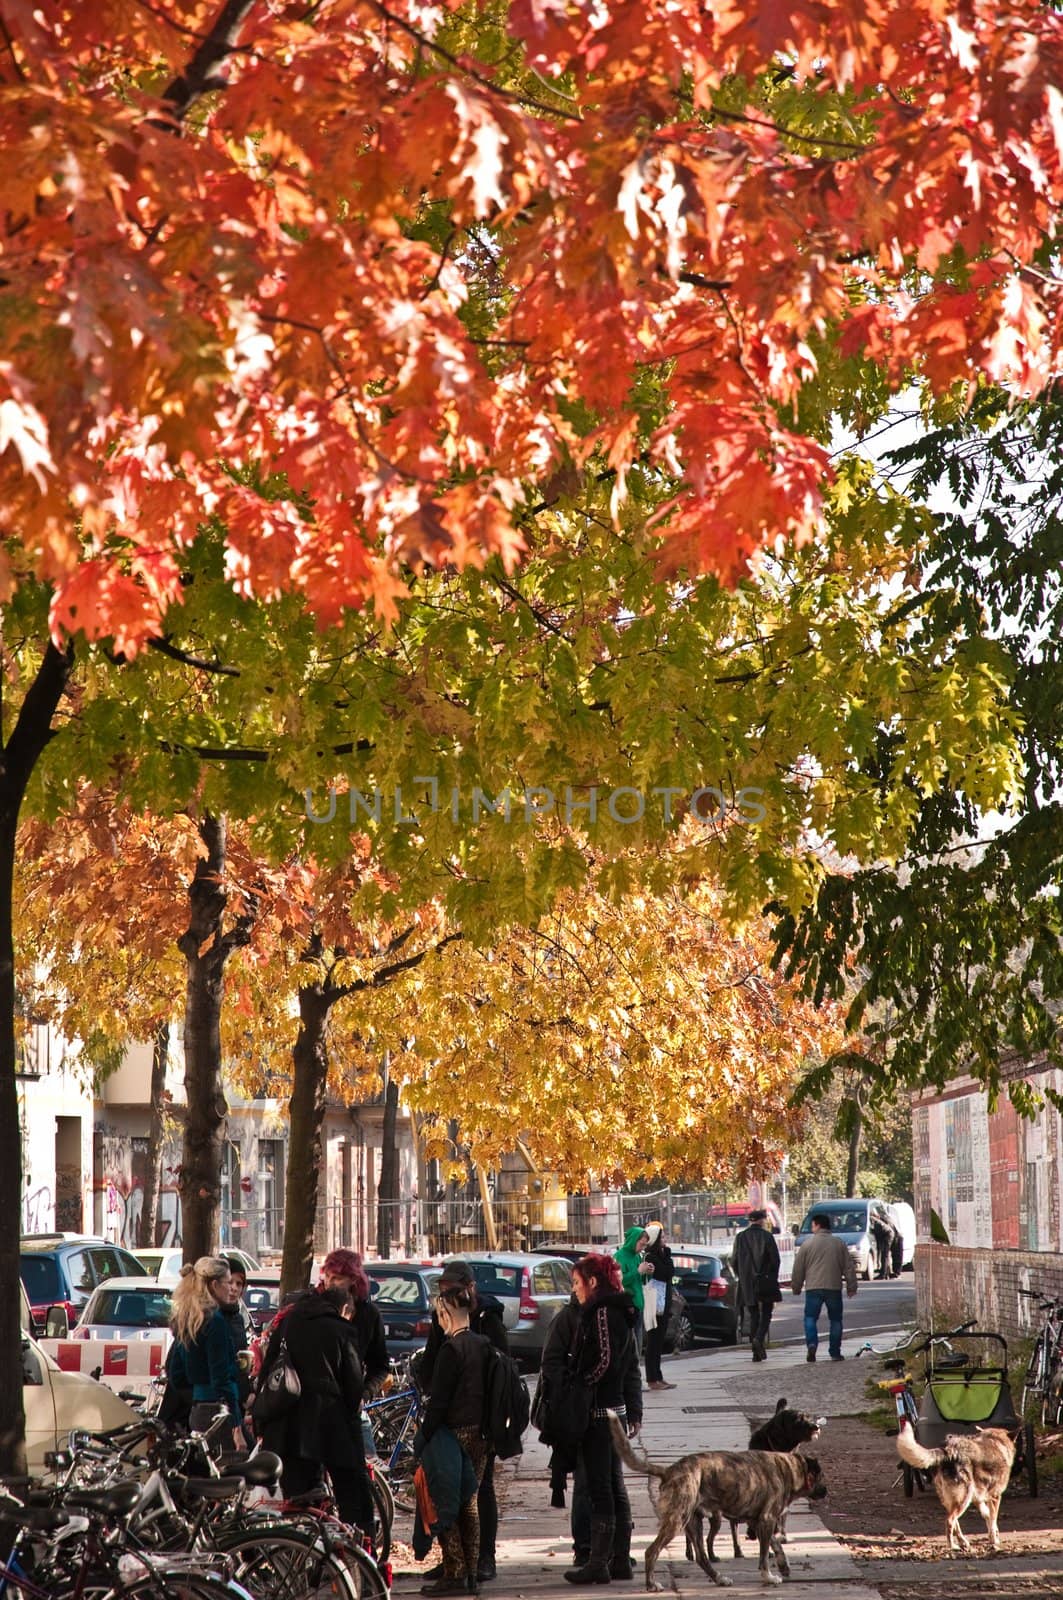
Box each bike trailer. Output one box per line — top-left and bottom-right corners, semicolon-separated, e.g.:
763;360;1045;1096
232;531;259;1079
916;1331;1020;1449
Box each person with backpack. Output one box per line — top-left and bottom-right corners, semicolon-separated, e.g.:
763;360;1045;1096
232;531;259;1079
418;1280;491;1597
420;1261;509;1585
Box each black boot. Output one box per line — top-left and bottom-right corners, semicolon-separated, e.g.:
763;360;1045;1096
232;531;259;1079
609;1522;634;1580
565;1517;615;1584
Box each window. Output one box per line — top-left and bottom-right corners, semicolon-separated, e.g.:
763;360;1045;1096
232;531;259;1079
65;1249;95;1294
19;1258;60;1302
256;1138;284;1250
88;1246;143;1284
90;1289;173;1327
370;1274;422;1307
549;1262;572;1294
469;1262;520;1295
532;1263;556;1295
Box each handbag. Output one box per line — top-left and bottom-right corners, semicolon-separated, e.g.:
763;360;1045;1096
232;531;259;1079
251;1336;301;1427
539;1365;593;1449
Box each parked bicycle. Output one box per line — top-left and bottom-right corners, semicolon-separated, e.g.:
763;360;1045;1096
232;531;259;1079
364;1370;424;1517
1019;1289;1063;1427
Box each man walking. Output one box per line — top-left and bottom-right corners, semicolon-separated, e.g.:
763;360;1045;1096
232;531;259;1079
791;1211;857;1362
732;1209;781;1362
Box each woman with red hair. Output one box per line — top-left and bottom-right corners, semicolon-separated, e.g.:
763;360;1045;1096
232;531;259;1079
542;1253;641;1586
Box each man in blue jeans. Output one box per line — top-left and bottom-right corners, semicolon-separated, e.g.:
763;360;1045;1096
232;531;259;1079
791;1212;857;1361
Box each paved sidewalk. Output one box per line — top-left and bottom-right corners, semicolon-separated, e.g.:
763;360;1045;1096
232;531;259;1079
394;1332;892;1599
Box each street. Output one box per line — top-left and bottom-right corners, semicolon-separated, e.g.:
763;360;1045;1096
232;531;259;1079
767;1273;918;1350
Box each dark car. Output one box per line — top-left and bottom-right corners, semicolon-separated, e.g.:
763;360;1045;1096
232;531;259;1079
536;1244;693;1354
670;1247;738;1345
367;1263;443;1359
19;1236;148;1333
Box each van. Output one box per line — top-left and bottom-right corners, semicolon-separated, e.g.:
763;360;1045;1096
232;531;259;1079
795;1198;914;1278
20;1282;137;1468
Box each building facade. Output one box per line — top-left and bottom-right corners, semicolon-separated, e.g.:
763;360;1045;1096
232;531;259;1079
913;1064;1063;1340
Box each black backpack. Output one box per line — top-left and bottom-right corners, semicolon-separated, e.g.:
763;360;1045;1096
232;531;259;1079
481;1343;530;1459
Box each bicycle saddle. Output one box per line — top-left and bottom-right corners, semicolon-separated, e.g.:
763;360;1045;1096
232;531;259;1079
882;1359;907;1373
0;1502;70;1531
65;1480;143;1516
216;1451;283;1486
179;1476;246;1502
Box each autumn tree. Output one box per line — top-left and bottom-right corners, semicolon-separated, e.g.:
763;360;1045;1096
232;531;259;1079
3;0;1062;1476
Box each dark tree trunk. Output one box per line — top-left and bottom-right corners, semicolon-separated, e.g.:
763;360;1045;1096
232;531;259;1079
139;1021;171;1249
376;1057;399;1260
177;813;254;1264
845;1098;863;1198
280;980;332;1298
0;644;74;1475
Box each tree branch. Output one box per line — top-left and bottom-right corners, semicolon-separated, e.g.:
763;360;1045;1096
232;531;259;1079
161;0;257;119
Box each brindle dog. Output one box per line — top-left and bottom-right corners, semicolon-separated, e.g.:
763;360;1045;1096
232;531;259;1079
609;1414;828;1588
706;1397;824;1561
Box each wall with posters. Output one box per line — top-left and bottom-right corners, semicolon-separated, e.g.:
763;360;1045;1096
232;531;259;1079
914;1067;1063;1336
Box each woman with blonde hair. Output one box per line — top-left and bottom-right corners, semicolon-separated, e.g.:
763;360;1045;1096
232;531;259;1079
171;1255;241;1437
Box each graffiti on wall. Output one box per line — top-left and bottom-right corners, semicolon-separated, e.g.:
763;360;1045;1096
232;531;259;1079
95;1175;184;1248
915;1068;1063;1253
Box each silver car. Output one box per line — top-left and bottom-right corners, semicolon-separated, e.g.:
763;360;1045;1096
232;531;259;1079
72;1278;174;1341
449;1252;573;1369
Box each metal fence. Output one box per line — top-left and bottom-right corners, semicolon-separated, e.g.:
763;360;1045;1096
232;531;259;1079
221;1184;842;1265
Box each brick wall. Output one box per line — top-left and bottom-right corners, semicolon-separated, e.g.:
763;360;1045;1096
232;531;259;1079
915;1243;1063;1342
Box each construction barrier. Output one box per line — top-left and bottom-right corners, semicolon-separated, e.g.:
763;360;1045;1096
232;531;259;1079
40;1338;169;1395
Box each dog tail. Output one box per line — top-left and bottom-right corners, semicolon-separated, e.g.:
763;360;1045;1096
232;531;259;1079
608;1413;667;1480
895;1420;942;1472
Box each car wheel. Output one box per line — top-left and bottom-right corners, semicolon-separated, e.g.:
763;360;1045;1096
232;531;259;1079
669;1314;694;1353
721;1318;738;1347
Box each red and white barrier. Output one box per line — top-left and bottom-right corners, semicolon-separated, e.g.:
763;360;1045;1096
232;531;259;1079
40;1338;169;1394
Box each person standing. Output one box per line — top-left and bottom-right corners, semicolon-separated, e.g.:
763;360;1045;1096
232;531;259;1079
320;1249;390;1397
420;1261;508;1584
260;1284;369;1528
791;1212;857;1362
640;1223;675;1391
170;1256;242;1444
419;1281;490;1597
732;1209;782;1363
614;1227;650;1350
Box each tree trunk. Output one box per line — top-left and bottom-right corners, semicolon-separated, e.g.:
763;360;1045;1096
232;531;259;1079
178;812;252;1264
376;1055;399;1259
280;981;332;1298
139;1021;171;1249
845;1098;863;1198
0;643;74;1475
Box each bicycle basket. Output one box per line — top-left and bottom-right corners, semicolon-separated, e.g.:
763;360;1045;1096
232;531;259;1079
927;1373;1004;1424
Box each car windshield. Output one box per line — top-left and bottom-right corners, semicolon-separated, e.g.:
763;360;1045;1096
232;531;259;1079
369;1272;432;1308
243;1285;278;1312
89;1289;173;1327
800;1208;868;1234
20;1258;60;1301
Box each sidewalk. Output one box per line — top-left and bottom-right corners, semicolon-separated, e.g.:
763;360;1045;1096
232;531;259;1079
393;1333;888;1599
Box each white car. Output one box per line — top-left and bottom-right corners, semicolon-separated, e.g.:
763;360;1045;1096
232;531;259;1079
20;1285;137;1468
134;1246;261;1281
73;1278;174;1342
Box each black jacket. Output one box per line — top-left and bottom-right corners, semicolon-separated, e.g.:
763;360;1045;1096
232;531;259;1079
419;1293;508;1393
261;1293;364;1467
542;1296;642;1426
644;1238;674;1313
421;1328;489;1441
351;1297;390;1397
733;1224;782;1306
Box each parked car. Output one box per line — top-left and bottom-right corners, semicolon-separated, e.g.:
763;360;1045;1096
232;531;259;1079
669;1248;738;1345
448;1252;572;1369
545;1244;693;1354
72;1278;173;1341
134;1245;262;1281
795;1198;914;1280
20;1283;138;1469
242;1270;282;1333
19;1236;148;1333
366;1262;443;1359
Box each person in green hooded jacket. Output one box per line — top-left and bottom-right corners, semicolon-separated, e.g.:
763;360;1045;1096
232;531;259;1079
614;1227;652;1350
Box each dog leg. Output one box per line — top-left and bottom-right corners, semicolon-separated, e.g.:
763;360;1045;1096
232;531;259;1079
687;1512;732;1589
983;1494;1002;1552
756;1523;783;1587
645;1510;697;1593
730;1519;743;1559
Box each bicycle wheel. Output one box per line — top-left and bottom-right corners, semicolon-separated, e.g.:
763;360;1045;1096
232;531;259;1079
1024;1422;1039;1497
122;1574;256;1600
216;1527;360;1600
1022;1335;1046;1422
369;1469;394;1564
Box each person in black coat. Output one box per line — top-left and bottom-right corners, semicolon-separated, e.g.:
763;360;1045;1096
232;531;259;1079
260;1285;370;1530
541;1290;642;1580
541;1253;640;1586
640;1222;675;1391
321;1249;390;1397
732;1210;782;1362
418;1260;508;1585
